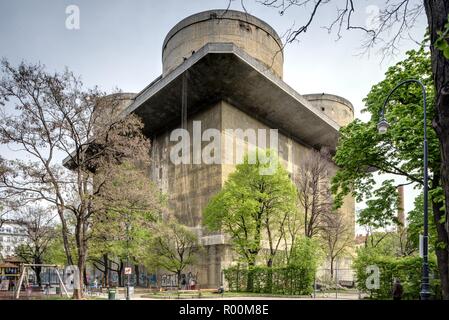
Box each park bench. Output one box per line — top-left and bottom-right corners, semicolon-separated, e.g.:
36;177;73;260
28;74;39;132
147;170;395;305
338;280;355;288
89;287;103;295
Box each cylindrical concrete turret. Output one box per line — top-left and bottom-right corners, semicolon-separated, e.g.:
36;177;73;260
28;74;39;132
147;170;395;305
94;92;137;129
97;93;137;113
303;93;354;127
162;10;284;78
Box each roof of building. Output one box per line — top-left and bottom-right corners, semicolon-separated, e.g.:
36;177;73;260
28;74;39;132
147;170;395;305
0;262;19;268
2;256;23;263
125;42;342;150
0;219;27;227
162;9;284;55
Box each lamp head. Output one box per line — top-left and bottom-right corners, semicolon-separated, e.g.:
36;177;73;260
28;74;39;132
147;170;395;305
377;119;390;134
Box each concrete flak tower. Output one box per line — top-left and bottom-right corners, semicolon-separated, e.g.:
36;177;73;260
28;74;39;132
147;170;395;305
120;9;356;288
162;10;284;78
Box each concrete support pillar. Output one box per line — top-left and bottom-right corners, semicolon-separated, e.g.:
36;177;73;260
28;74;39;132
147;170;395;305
208;245;217;288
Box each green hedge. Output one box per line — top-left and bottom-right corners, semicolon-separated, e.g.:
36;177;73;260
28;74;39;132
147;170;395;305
224;265;315;295
354;253;440;300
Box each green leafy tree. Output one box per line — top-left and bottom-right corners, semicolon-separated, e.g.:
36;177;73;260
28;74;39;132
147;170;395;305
44;227;69;266
360;229;416;258
204;150;297;266
332;46;449;298
289;236;323;270
289;236;323;293
407;193;437;251
147;217;200;288
249;1;449;263
89;163;163;286
204;150;297;290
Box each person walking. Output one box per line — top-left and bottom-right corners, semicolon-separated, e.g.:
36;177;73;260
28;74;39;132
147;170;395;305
392;278;403;300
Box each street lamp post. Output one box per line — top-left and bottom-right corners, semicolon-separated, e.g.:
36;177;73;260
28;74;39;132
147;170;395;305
377;79;431;300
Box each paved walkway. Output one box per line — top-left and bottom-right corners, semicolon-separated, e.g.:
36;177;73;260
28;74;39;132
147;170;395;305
104;291;363;300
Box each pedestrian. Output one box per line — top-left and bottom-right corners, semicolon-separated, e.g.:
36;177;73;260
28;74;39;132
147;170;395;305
190;278;196;290
45;282;50;295
180;276;186;290
392;278;403;300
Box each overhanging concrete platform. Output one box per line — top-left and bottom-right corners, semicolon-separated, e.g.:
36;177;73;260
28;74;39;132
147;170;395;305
124;42;341;150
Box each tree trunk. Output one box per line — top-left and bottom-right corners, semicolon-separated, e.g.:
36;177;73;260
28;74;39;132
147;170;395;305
57;207;74;266
432;200;449;299
83;266;88;287
134;264;140;287
73;218;87;299
266;259;273;294
424;0;449;300
35;266;42;287
177;271;182;290
118;260;124;287
330;257;335;280
72;261;84;299
246;260;256;292
73;252;86;299
103;254;109;287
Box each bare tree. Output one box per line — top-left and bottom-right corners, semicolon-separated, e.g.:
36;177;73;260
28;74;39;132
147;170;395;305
0;60;151;298
14;206;57;287
254;0;423;57
294;148;333;238
0;158;14;229
0;206;12;229
321;210;353;279
264;206;291;267
281;200;303;264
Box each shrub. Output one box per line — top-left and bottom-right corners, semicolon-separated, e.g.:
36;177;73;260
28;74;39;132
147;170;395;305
224;264;316;295
354;250;439;299
224;237;322;295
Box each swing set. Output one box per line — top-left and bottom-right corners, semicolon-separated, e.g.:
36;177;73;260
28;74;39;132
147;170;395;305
15;264;69;299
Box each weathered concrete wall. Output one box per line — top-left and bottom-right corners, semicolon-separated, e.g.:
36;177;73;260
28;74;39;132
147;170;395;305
150;100;355;288
162;10;284;78
303;93;354;127
150;102;223;227
220;100;355;238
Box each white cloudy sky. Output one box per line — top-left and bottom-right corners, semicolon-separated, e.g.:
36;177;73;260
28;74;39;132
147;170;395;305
0;0;428;229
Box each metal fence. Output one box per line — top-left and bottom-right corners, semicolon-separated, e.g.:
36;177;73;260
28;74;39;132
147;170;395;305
313;268;361;299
